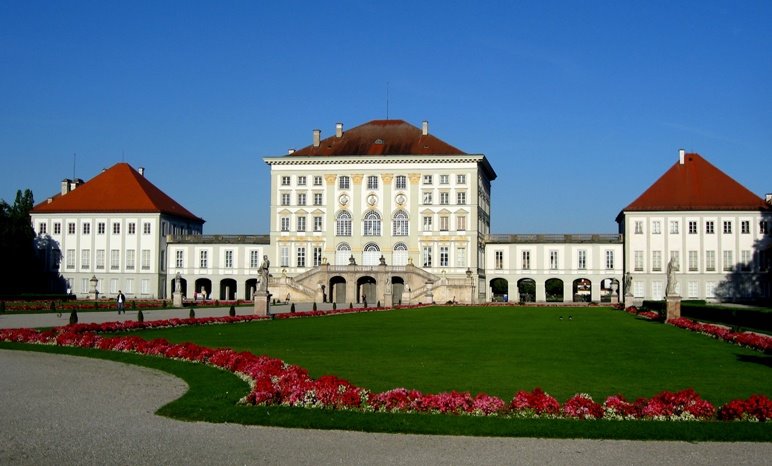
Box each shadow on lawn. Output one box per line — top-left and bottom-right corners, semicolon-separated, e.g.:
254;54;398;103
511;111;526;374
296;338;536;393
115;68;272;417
735;353;772;368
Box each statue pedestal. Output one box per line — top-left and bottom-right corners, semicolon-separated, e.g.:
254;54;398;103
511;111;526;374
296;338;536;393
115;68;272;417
254;292;271;316
666;295;682;321
624;292;634;309
172;292;183;308
610;283;619;304
384;291;393;308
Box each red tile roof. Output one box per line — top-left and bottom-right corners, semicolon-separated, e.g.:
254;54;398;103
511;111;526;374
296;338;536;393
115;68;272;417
621;153;769;213
290;119;467;156
32;163;204;223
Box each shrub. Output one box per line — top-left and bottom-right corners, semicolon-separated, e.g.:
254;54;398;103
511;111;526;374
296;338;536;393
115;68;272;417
189;308;195;319
69;309;78;325
162;300;167;309
137;310;144;323
132;301;137;310
229;305;236;317
350;302;353;309
312;302;317;311
50;301;56;312
377;300;381;308
290;303;296;313
332;302;336;310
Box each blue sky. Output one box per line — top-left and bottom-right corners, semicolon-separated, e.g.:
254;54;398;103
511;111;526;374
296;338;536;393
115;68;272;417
1;1;770;234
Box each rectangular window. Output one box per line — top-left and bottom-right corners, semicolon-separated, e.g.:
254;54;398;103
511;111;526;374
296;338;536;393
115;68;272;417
109;278;118;294
250;250;260;268
549;250;558;270
81;249;90;269
367;176;378;189
125;278;133;294
280;246;289;267
225;250;233;268
440;246;449;267
722;250;733;271
440;192;449;205
281;176;290;186
670;221;679;234
68;222;76;234
456;215;466;231
688;281;699;299
706;282;716;298
112;222;120;234
423;175;433;185
176;250;184;268
741;250;752;271
688;221;697;234
98;222;105;235
281;193;290;206
761;220;769;234
396;175;407;189
634;221;643;234
495;250;504;269
457;192;466;205
422;246;432;267
110;249;120;270
313;247;322;267
128;222;136;235
706;221;714;234
605;250;614;269
297;193;306;206
652;250;662;271
739;220;749;234
723;221;732;234
126;249;135;270
160;250;164;272
199;250;208;268
670;251;680;271
313;176;322;186
297;216;306;232
297;175;306;186
440;174;449;185
422;216;433;231
634;281;644;298
457;174;466;184
706;250;716;271
66;249;75;269
54;223;61;234
313;193;323;205
339;176;350;189
313;216;322;232
522;250;531;270
456;247;466;267
143;222;151;234
688;250;698;271
96;249;105;270
81;278;88;293
422;192;432;205
577;250;587;270
634;250;644;271
652;221;661;234
141;279;149;294
439;216;449;231
281;217;290;232
83;223;90;235
297;247;306;267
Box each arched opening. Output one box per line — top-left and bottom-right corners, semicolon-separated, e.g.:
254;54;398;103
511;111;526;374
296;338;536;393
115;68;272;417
391;276;405;305
392;210;409;236
194;278;212;301
220;278;237;300
357;276;376;305
490;277;509;302
600;278;619;302
393;242;408;266
362;242;380;266
329;276;346;304
245;278;257;300
335;242;351;266
545;278;564;302
573;278;592;302
336;210;352;237
170;277;188;298
363;211;382;236
517;278;535;303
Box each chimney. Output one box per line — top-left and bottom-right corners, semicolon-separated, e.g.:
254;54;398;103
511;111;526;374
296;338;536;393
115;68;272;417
139;167;145;176
61;179;71;195
313;129;321;147
422;120;429;136
766;193;772;205
335;122;343;138
69;180;78;192
679;148;685;165
288;148;295;155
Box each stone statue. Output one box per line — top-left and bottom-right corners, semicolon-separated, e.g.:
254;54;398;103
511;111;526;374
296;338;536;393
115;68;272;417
258;255;270;293
174;272;181;293
623;272;632;295
666;257;677;296
349;255;357;266
379;255;386;266
385;278;392;294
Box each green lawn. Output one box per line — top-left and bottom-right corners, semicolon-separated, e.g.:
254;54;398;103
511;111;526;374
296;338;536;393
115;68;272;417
126;306;771;405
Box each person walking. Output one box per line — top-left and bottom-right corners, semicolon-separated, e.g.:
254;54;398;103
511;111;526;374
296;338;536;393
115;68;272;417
116;290;126;314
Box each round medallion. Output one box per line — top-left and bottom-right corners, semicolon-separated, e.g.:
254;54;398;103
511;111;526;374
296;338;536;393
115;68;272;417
339;194;349;206
367;194;378;206
395;194;406;205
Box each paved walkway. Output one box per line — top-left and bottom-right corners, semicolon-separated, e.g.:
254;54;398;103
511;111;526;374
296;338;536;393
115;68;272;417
1;350;770;465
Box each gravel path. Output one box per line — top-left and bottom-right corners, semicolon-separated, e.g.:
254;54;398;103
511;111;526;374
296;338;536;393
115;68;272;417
1;350;770;465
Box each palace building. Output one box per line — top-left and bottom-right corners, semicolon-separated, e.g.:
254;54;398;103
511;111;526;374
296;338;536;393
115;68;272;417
30;119;771;305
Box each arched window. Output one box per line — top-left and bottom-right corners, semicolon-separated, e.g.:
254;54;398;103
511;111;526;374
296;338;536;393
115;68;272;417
363;211;381;236
336;211;351;236
393;242;408;266
393;210;409;236
335;243;351;265
363;242;381;266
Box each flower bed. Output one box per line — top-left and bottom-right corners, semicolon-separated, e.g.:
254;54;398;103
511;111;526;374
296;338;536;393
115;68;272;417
1;310;769;422
668;317;772;354
0;298;252;312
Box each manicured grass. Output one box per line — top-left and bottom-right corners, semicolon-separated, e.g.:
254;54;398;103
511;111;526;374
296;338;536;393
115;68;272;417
2;342;771;441
125;306;771;405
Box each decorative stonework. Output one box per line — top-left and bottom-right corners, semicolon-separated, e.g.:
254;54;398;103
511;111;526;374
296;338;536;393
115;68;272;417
324;174;337;184
381;174;394;184
408;173;421;184
351;174;364;185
